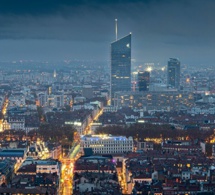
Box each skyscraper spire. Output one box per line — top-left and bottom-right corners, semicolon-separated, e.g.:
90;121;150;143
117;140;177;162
115;19;118;41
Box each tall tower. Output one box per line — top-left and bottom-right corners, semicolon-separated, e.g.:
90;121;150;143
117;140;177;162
138;71;150;91
167;58;180;89
53;69;57;78
110;33;131;105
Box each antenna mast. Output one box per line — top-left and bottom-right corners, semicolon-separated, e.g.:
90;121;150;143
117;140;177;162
115;19;118;41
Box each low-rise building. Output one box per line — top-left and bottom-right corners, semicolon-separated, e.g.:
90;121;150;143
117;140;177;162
47;144;62;160
80;134;133;154
0;149;27;163
137;141;154;151
8;116;25;130
36;160;60;176
0;159;15;185
73;156;121;195
20;158;61;176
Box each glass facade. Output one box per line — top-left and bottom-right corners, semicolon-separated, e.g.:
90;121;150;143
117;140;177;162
138;71;150;91
167;58;180;89
111;34;131;104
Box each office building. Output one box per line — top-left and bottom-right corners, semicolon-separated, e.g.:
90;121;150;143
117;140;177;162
111;34;131;104
114;91;194;111
82;85;93;99
38;93;64;108
167;58;180;89
80;134;133;154
138;71;150;91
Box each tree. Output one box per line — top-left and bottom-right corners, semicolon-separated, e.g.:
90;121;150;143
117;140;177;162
63;105;71;112
95;123;213;143
37;124;76;143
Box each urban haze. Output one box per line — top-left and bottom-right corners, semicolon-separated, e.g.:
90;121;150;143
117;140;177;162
0;0;215;195
0;0;215;65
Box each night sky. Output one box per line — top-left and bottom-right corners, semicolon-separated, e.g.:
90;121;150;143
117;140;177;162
0;0;215;66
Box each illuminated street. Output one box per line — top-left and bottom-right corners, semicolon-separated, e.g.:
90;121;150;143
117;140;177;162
60;147;81;195
2;97;8;116
0;1;215;194
61;159;74;195
0;97;8;131
84;108;103;134
60;108;103;194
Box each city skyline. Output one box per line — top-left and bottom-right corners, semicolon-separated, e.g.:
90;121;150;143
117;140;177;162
0;0;215;66
1;1;215;194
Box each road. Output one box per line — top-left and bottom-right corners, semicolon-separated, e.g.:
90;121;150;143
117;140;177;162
2;98;8;116
60;144;81;195
84;108;103;134
0;97;8;131
60;108;104;194
61;159;74;195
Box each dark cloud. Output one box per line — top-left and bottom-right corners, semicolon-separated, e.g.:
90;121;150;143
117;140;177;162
0;0;214;65
0;0;154;15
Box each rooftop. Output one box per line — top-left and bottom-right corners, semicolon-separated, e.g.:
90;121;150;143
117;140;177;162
81;134;132;141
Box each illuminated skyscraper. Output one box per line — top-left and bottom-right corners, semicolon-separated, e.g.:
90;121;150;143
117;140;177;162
138;71;150;91
167;58;180;89
111;34;131;104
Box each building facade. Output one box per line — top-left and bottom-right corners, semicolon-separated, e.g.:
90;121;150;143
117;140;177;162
111;34;131;104
38;93;64;108
8;116;25;130
82;85;94;99
167;58;180;89
80;134;133;154
138;71;150;91
36;160;60;176
0;149;27;163
114;91;194;111
137;141;153;151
